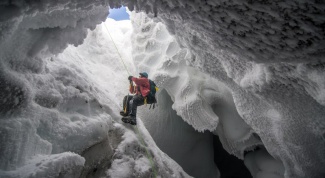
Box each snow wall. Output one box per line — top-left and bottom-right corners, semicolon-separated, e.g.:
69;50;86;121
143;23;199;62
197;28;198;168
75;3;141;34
132;12;281;178
0;1;191;178
130;1;325;178
0;1;325;178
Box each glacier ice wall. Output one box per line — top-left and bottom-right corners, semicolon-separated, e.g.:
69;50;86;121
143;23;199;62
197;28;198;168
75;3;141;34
0;1;191;178
139;89;220;178
130;1;325;178
132;12;262;178
0;1;110;172
0;0;324;178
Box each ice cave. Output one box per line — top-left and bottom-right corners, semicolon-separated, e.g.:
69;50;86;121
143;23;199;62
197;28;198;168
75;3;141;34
0;1;324;178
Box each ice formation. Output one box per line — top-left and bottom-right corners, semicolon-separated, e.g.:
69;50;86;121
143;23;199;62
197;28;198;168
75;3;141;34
0;2;190;177
131;1;325;178
0;0;325;178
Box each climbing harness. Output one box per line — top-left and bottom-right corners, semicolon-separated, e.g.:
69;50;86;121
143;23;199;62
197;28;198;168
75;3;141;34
103;21;158;177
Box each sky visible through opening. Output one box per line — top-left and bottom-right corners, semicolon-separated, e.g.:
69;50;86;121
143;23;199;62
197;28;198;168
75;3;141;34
108;6;130;21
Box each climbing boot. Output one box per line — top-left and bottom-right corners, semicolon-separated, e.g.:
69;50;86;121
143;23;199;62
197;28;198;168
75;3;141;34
129;117;137;125
120;110;128;117
121;116;137;125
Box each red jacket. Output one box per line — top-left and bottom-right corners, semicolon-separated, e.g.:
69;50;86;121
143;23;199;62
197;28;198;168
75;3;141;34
129;77;150;97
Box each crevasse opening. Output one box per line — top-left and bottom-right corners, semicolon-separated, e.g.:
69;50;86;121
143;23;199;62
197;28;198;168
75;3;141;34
1;1;325;178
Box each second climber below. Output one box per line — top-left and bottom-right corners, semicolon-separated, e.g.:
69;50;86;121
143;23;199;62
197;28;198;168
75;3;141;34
120;72;152;125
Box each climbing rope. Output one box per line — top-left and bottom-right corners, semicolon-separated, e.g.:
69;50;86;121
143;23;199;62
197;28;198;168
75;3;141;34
103;22;131;75
103;21;158;177
135;126;158;178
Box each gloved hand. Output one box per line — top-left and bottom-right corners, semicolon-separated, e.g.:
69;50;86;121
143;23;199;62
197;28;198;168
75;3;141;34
128;76;133;81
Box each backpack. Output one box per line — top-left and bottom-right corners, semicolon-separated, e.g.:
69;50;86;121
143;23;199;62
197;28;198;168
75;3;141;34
149;79;157;97
147;79;158;107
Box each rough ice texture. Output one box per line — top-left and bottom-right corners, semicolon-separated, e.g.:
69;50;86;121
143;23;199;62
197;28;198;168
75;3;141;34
130;1;325;178
0;1;325;178
0;1;190;177
0;153;85;178
0;1;110;173
132;12;259;178
106;121;191;178
142;0;325;63
138;89;220;178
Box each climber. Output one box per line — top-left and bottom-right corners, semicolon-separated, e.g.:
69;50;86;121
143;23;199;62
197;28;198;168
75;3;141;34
120;72;151;125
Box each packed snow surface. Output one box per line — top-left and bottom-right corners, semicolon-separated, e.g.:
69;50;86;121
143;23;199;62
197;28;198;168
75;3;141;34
1;0;325;178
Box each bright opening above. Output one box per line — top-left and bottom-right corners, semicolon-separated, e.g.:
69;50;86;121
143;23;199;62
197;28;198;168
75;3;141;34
108;6;130;21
